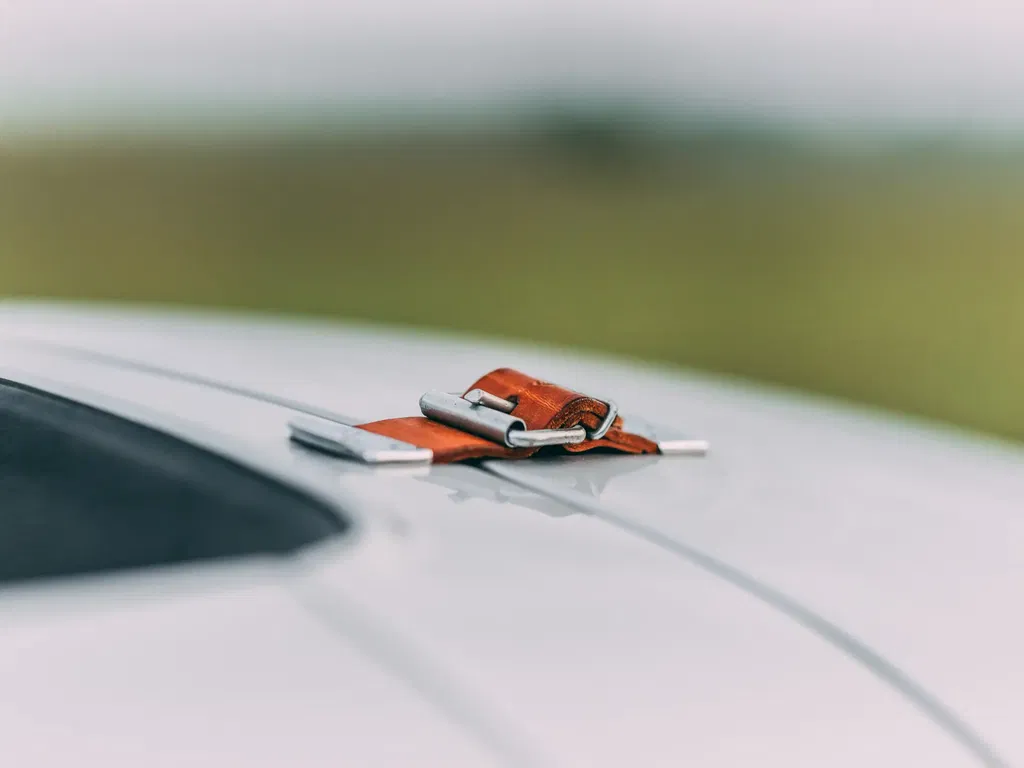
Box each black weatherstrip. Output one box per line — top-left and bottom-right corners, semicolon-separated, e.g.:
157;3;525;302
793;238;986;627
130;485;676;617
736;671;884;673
0;378;347;586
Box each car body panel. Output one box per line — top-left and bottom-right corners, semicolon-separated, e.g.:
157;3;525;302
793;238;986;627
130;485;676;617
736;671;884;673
303;465;980;767
0;560;504;768
1;301;1022;766
501;436;1024;764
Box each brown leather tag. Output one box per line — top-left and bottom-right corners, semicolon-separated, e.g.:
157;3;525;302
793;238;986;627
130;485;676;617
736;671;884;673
357;368;658;464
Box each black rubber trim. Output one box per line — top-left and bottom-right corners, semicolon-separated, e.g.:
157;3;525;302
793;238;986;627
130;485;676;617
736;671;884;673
0;377;348;585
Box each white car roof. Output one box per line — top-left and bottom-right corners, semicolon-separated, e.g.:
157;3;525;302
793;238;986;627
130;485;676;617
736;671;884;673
0;300;1021;767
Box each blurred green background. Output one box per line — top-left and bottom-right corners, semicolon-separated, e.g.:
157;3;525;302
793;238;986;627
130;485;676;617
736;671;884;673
2;129;1023;441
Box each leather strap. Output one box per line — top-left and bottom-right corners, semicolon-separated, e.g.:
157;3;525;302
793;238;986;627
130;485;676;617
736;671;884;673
358;368;658;464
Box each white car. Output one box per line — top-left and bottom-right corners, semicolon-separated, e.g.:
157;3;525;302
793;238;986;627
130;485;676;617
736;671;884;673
0;301;1020;768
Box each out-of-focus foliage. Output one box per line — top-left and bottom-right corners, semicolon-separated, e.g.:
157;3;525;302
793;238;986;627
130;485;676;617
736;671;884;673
2;133;1022;441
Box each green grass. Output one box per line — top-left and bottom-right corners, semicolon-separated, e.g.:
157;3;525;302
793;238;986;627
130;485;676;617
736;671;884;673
2;136;1023;441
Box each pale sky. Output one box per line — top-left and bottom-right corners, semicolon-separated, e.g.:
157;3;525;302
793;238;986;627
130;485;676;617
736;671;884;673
3;0;1024;131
